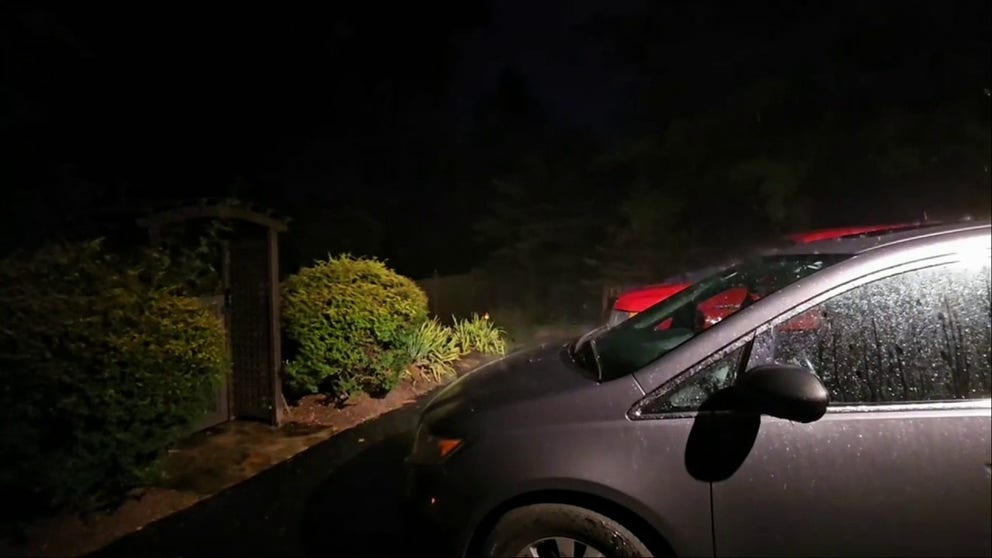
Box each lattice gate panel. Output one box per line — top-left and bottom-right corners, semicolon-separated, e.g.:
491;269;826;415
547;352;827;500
229;237;275;420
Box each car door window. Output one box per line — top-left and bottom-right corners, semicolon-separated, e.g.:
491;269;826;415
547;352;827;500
749;261;992;403
637;345;747;415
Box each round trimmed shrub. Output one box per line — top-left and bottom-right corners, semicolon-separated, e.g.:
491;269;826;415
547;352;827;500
282;254;428;396
0;240;228;516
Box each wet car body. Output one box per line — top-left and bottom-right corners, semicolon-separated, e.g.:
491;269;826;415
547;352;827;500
405;221;992;558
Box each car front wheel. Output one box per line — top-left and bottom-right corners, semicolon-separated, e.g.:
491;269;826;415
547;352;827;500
481;503;653;558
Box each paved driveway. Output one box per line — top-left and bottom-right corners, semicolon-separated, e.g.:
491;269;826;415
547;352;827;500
89;397;432;558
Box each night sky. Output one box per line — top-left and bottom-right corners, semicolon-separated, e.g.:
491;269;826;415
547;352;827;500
2;1;989;278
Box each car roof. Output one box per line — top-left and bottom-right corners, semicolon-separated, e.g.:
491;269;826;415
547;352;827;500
614;220;987;308
766;220;990;256
785;222;928;244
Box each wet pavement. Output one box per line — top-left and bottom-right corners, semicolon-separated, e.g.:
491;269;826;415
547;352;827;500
88;395;434;558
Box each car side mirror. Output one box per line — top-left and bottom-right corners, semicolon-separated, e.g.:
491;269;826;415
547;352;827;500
736;363;829;423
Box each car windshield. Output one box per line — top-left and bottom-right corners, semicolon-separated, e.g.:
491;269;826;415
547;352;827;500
579;253;851;380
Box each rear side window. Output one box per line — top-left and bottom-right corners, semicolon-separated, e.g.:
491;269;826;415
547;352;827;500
749;259;992;403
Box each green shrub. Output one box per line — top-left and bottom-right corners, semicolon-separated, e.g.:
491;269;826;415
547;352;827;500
451;313;508;355
0;240;227;516
406;318;462;382
281;255;428;396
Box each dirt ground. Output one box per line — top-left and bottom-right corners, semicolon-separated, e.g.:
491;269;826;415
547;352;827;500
0;354;496;558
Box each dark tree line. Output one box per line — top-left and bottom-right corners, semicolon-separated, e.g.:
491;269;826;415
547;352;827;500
1;1;988;297
461;0;990;318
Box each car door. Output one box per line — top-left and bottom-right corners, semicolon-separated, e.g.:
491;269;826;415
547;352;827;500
711;258;992;557
631;341;752;558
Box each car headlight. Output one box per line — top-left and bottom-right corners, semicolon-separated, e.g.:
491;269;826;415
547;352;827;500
408;424;464;465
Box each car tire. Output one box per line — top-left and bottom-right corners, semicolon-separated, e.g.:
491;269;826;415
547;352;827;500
481;503;654;557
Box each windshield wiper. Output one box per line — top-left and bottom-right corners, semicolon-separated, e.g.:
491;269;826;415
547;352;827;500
587;337;604;381
569;326;606;380
575;324;607;348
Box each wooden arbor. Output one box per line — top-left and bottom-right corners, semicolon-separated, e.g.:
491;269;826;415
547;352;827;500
138;202;288;427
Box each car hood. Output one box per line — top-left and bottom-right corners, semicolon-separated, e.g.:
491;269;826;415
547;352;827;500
419;342;594;433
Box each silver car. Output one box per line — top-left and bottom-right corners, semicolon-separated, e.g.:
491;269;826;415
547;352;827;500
405;221;991;557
